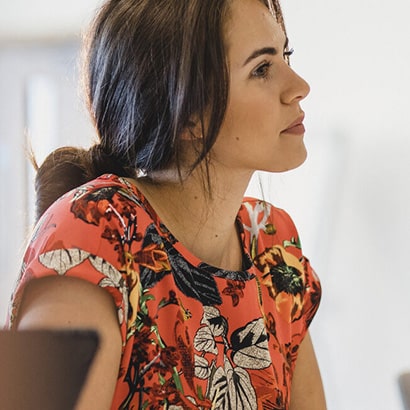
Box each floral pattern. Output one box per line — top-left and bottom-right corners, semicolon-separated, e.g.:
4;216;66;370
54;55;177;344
7;174;321;409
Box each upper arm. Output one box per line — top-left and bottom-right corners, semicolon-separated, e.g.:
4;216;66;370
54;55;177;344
289;331;327;410
16;276;122;410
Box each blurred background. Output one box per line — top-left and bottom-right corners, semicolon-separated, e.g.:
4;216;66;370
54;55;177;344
1;0;409;408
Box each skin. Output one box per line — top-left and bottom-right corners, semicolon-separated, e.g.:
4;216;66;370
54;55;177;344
289;332;327;410
16;0;326;408
17;276;122;409
213;0;310;175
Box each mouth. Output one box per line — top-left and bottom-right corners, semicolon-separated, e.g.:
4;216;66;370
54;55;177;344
281;113;305;135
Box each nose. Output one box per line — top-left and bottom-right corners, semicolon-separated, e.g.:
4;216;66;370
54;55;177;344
280;65;310;105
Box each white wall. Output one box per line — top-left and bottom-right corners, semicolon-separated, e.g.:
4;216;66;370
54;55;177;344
0;0;103;41
264;1;410;409
1;1;409;409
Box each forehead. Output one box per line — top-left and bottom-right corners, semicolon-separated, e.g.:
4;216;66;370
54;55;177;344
225;0;286;64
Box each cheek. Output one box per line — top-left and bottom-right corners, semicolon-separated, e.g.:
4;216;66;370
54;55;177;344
224;93;279;137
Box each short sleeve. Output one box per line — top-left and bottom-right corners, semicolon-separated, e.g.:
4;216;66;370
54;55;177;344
270;205;322;330
239;198;322;359
6;181;131;348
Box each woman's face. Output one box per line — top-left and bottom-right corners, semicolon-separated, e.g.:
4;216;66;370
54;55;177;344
211;0;310;174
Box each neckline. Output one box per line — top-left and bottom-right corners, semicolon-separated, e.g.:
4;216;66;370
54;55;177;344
115;175;254;277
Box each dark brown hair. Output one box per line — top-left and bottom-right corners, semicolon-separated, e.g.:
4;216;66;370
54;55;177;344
35;0;284;221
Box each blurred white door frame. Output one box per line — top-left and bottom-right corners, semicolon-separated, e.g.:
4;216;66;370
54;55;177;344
0;41;94;323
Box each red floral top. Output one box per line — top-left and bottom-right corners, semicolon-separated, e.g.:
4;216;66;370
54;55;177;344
8;174;321;410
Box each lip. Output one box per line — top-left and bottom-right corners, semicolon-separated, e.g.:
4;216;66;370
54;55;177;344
281;113;305;135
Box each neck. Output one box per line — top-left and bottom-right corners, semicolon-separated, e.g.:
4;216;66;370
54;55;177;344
132;164;253;270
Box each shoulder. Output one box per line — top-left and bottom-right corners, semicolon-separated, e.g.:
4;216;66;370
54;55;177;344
22;173;153;285
31;174;149;254
45;173;141;212
240;196;299;238
240;198;322;341
241;197;294;220
53;173;143;224
8;174;150;329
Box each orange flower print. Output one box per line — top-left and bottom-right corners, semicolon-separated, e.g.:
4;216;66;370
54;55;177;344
255;246;305;323
134;243;170;272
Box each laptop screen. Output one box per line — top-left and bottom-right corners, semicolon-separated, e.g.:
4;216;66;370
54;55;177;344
0;329;99;410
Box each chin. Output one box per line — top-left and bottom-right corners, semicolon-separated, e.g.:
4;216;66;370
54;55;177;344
290;145;308;169
294;149;308;168
266;148;308;173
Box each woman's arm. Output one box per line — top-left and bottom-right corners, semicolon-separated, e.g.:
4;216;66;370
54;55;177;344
16;276;122;410
289;331;327;410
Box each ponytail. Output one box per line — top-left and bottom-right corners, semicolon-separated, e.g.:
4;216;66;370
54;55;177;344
34;145;132;222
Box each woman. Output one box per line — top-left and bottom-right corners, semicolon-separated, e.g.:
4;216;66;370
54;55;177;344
8;0;326;408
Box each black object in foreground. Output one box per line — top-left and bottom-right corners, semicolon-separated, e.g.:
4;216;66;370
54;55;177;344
0;329;99;410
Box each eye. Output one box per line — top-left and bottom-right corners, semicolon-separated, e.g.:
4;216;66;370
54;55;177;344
251;61;272;79
283;47;294;65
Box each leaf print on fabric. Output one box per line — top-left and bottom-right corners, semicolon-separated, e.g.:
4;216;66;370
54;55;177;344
209;358;257;410
200;306;228;338
193;327;218;355
283;236;302;250
194;354;211;380
89;255;129;326
90;254;122;283
194;306;268;409
208;366;228;409
230;318;271;370
39;248;90;275
40;249;130;326
168;396;200;410
165;240;223;306
140;224;222;305
226;362;257;410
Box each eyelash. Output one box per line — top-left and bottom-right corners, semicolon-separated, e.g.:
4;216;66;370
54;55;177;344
284;47;294;65
251;48;295;80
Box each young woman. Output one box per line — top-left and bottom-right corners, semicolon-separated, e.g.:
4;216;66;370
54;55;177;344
8;0;326;408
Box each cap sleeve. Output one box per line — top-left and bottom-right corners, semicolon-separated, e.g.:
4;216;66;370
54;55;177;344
270;206;322;330
7;181;133;349
240;198;322;352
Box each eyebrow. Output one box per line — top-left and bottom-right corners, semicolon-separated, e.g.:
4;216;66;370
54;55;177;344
242;37;289;67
